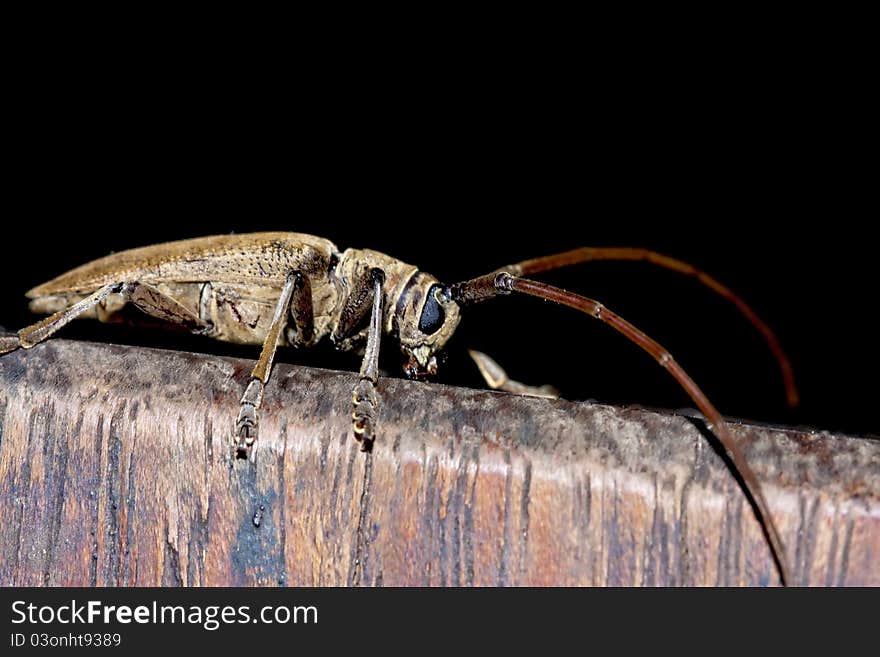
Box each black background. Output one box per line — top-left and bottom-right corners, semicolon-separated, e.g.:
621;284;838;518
2;57;875;438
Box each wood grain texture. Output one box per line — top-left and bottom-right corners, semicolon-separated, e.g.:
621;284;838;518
0;339;877;586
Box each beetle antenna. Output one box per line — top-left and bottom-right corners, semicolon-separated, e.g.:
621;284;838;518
449;272;791;586
494;247;799;408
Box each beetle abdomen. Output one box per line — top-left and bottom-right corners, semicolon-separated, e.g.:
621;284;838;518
199;281;338;346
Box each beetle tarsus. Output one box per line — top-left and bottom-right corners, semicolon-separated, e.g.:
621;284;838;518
352;377;378;451
235;405;257;458
235;379;263;458
0;334;21;355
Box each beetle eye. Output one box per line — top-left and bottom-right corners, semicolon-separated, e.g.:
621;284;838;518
418;286;446;334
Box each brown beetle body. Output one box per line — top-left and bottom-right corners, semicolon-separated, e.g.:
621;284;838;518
0;231;797;584
26;232;459;357
28;233;340;346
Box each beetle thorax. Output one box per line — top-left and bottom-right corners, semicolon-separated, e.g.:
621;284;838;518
333;248;460;377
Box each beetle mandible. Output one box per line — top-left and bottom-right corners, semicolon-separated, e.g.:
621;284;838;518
0;231;798;584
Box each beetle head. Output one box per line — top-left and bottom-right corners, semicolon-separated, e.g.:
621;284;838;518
393;272;461;379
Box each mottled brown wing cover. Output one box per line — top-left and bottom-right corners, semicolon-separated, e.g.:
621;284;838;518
25;233;342;346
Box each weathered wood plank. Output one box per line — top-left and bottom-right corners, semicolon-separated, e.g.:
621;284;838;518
0;339;877;586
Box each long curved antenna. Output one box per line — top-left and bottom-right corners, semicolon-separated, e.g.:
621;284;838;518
496;247;799;408
448;272;791;586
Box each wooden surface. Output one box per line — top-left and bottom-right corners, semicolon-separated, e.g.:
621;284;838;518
0;339;877;586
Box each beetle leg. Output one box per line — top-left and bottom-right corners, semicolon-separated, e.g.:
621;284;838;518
468;349;559;399
235;272;298;459
351;269;385;451
2;281;217;355
0;283;121;354
122;282;212;334
287;271;316;348
330;269;379;351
